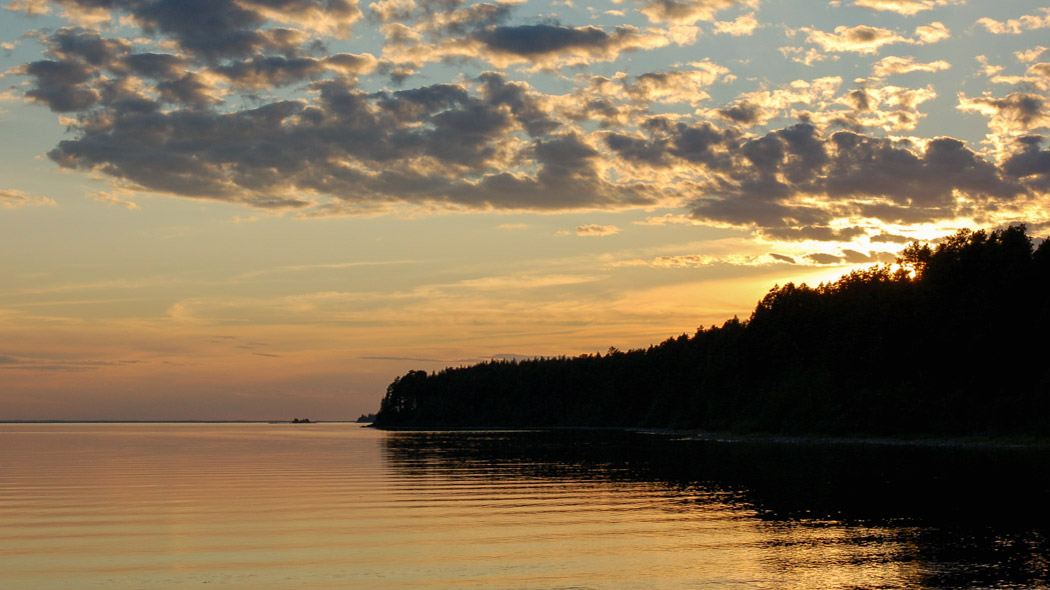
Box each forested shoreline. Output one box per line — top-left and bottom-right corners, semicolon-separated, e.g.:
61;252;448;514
374;225;1050;436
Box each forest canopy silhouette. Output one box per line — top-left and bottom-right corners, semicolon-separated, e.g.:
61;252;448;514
375;225;1050;435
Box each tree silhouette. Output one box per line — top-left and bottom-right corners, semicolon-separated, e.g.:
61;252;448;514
375;225;1050;436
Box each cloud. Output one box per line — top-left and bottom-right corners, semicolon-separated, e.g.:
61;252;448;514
212;53;378;88
958;92;1050;141
624;249;862;268
368;0;416;23
801;249;897;265
850;0;961;16
89;190;139;209
913;21;950;44
801;25;912;54
635;213;706;225
41;70;659;213
713;11;757;36
677;124;1028;234
800;22;947;55
1;189;57;209
870;232;912;244
825;84;938;132
7;0;1050;236
1016;46;1049;63
0;355;144;372
759;225;866;242
381;20;679;71
1001;136;1050;192
450;273;601;290
712;76;843;127
871;55;950;78
575;224;621;236
36;0;362;59
469;23;673;68
977;8;1050;35
607;119;1026;237
624;61;730;105
416;1;514;35
359;355;449;363
804;252;845;265
639;0;754;25
4;0;49;16
779;46;835;66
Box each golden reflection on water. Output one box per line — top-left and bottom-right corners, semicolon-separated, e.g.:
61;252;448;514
0;424;1031;589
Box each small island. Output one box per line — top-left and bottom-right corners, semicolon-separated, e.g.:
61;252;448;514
373;225;1050;437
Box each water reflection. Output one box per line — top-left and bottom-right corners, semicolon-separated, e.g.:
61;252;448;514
3;424;1047;589
383;430;1050;589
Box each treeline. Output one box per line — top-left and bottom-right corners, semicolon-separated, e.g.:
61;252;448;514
375;225;1050;435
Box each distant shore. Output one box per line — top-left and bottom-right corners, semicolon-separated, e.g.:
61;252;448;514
370;424;1050;448
0;420;363;424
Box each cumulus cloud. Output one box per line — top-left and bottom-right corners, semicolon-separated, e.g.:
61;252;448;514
826;84;938;131
6;0;1050;239
981;60;1050;93
850;0;962;16
34;0;363;57
800;22;947;55
759;225;866;242
713;11;757;36
639;0;755;25
1016;46;1049;63
4;0;49;16
212;53;378;88
977;8;1050;35
958;92;1050;141
1001;136;1050;192
680;124;1028;233
381;21;678;70
804;252;846;265
470;23;672;68
14;27;377;113
710;77;938;134
712;76;842;127
624;249;872;268
913;21;950;44
624;61;730;105
1;189;57;209
871;55;950;78
801;25;909;54
89;190;139;209
634;213;706;226
779;46;834;66
575;224;621;236
44;74;657;212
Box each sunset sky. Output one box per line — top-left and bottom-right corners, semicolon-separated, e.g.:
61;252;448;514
2;0;1049;420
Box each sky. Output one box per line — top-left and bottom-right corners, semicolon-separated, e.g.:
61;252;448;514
1;0;1049;420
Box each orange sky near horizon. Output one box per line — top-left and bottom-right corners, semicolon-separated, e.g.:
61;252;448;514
2;0;1050;419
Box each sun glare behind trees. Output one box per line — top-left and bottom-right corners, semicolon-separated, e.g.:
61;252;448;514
376;225;1050;436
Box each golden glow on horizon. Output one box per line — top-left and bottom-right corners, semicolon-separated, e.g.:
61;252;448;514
3;0;1049;419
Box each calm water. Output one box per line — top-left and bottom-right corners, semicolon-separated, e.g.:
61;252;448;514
2;424;1049;589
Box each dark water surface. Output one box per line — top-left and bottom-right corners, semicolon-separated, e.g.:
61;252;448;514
2;423;1048;588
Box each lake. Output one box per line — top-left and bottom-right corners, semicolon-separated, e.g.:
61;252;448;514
2;423;1048;589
